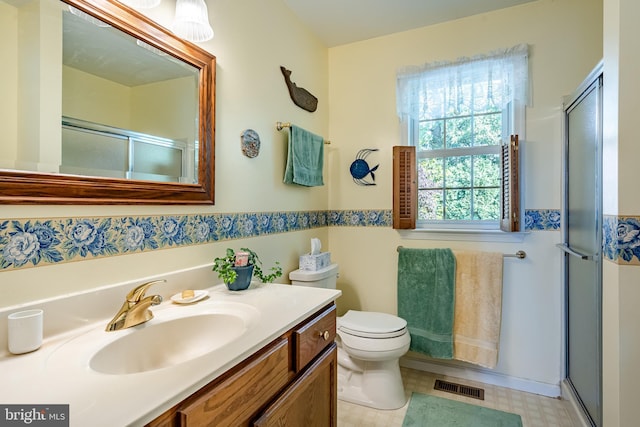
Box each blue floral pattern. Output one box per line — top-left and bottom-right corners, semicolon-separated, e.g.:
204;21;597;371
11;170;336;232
524;209;561;231
217;214;240;240
118;217;158;253
159;216;191;247
603;215;640;264
1;220;63;268
62;218;118;259
2;208;611;272
0;211;327;271
193;215;218;243
327;210;391;227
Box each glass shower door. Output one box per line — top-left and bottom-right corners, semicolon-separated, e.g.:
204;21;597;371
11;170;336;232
561;70;602;427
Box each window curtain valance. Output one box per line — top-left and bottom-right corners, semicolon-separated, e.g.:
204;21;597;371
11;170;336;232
396;44;529;121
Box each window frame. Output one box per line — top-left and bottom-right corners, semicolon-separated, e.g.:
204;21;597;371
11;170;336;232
397;107;524;236
408;108;505;230
394;45;529;237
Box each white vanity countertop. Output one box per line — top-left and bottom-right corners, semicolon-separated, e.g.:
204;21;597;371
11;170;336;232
0;283;341;427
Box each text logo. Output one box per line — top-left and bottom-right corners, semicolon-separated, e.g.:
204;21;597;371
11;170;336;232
0;405;68;426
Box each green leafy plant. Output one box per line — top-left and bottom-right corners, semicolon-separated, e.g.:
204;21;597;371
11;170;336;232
212;247;282;284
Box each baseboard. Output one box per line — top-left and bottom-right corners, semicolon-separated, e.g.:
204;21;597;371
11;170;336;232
400;355;561;398
560;380;593;427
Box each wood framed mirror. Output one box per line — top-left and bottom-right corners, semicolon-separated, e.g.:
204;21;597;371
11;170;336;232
0;0;215;204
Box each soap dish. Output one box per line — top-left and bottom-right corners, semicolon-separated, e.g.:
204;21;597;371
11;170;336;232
171;290;208;304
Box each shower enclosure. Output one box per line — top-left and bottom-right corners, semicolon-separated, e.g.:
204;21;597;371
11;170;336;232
559;62;603;427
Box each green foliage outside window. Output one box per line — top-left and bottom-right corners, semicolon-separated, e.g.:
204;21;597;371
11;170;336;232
417;111;502;221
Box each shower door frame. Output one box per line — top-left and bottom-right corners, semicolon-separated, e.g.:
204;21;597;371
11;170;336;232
560;62;603;427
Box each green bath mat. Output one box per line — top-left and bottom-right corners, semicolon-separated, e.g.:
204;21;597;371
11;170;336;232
402;393;523;427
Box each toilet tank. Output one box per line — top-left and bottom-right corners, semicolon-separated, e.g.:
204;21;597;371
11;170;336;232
289;264;339;289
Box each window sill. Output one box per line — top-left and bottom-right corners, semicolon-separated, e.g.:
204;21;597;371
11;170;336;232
398;228;529;243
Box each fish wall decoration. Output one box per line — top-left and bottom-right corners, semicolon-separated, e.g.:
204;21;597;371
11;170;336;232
280;66;318;112
350;149;379;186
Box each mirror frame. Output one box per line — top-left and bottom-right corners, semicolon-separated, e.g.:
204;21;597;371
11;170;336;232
0;0;215;205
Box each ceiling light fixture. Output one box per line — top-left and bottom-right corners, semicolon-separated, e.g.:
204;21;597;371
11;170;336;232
172;0;214;43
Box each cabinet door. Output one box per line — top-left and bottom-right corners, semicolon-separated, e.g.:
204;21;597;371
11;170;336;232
179;338;290;427
253;343;337;427
146;408;179;427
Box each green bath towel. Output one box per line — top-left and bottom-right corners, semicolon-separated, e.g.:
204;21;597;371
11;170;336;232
283;125;324;187
397;248;456;359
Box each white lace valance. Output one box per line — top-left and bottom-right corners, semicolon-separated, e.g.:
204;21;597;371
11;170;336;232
396;44;529;120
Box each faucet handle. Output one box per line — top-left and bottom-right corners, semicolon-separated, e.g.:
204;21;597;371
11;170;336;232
126;279;166;303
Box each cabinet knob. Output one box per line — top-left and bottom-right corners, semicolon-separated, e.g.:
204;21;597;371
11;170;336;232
319;330;330;341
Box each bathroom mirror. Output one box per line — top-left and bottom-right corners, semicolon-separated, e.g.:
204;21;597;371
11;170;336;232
0;0;215;204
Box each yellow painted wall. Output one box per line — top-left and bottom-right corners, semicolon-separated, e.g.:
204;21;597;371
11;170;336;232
131;76;197;141
327;0;602;388
602;0;640;424
62;65;132;128
0;2;18;169
63;67;196;142
9;0;63;173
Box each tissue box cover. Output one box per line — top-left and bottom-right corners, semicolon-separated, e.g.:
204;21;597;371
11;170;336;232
299;252;331;271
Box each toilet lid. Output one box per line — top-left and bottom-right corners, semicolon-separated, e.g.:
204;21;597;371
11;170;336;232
338;310;407;338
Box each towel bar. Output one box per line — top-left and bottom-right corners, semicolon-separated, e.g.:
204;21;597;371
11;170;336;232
276;122;331;144
395;246;526;259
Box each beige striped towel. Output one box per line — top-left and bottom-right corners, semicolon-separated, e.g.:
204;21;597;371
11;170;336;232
453;251;504;369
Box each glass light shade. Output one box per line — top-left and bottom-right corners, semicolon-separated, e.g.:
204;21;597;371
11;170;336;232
119;0;161;9
172;0;214;43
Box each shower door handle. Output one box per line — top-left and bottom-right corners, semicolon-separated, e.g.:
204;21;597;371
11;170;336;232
556;243;595;260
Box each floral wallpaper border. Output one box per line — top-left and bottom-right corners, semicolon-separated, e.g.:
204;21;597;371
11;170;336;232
327;209;562;230
0;208;575;272
0;210;329;272
524;209;560;231
603;215;640;265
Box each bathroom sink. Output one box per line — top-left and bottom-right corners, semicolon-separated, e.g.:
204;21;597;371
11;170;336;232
91;313;247;374
47;302;259;375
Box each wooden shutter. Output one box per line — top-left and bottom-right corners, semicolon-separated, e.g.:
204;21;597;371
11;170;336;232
393;146;416;229
500;135;520;232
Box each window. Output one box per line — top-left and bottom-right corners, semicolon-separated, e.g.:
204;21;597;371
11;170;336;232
395;45;528;232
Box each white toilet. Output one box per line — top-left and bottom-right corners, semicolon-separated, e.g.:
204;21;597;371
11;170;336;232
289;264;411;410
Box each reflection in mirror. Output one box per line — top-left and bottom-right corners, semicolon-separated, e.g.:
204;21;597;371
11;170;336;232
62;6;200;183
61;117;194;182
0;0;215;204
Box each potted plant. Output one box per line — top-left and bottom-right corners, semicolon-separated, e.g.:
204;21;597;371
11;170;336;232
212;247;283;291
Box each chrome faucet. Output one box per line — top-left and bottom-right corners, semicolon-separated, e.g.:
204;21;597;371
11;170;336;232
105;280;165;331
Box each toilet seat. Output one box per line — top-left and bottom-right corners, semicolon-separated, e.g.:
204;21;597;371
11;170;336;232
338;310;407;339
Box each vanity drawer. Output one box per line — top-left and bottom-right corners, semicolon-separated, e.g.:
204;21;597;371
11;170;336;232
293;304;336;372
178;338;290;427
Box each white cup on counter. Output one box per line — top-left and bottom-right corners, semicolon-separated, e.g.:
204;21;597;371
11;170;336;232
7;309;44;355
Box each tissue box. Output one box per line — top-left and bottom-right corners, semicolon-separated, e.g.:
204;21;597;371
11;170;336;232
299;252;331;271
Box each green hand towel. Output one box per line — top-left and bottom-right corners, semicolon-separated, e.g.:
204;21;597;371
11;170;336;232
398;248;456;359
284;125;324;187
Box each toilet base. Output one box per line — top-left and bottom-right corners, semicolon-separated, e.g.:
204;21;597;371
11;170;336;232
337;349;407;410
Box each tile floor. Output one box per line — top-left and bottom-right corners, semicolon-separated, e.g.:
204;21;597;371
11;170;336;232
337;367;583;427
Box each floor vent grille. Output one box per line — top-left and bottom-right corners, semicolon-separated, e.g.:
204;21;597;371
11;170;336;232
434;379;485;400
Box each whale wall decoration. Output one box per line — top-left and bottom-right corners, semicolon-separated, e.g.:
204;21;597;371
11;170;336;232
280;66;318;112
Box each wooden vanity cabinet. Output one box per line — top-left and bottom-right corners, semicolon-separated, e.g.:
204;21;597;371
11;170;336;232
146;303;337;427
253;343;336;427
